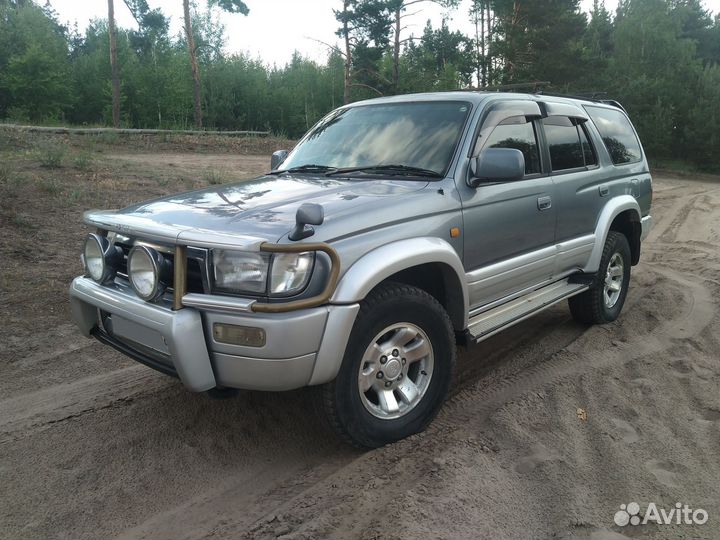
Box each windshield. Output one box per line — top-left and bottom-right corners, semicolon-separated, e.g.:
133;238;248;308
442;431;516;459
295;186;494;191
280;101;472;177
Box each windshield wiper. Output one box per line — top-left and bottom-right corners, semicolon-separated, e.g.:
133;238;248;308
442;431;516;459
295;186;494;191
269;164;338;175
325;164;443;178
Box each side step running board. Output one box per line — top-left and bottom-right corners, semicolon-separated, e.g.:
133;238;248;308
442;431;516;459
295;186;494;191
467;279;589;343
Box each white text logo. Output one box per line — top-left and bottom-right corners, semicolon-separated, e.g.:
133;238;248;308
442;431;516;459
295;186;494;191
614;502;708;527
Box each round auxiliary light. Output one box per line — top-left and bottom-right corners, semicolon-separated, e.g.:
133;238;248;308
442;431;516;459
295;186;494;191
128;245;167;301
83;233;121;283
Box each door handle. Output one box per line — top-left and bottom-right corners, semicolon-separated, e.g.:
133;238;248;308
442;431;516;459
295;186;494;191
537;196;552;211
599;185;609;197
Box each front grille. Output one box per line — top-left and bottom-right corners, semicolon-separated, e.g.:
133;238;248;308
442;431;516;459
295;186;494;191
114;239;207;295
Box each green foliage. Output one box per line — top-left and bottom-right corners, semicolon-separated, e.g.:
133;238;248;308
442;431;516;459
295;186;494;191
682;64;720;167
208;0;249;15
0;170;25;199
0;0;718;169
401;20;474;92
35;142;67;168
203;168;230;185
68;188;89;204
96;131;120;145
0;3;71;121
72;151;95;171
335;0;394;47
10;211;38;230
491;0;587;85
37;177;62;194
0;161;14;184
578;0;614;88
604;0;705;161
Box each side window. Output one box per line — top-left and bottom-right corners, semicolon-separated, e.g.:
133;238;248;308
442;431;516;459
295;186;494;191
482;119;542;175
542;116;584;171
585;106;642;165
578;124;597;166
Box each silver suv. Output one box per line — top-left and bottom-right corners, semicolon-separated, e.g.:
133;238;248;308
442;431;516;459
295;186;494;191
70;92;653;447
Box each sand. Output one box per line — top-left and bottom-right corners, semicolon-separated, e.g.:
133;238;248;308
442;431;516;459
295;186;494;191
1;172;719;539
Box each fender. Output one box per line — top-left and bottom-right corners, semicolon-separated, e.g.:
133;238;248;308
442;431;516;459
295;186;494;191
331;237;470;329
583;195;641;273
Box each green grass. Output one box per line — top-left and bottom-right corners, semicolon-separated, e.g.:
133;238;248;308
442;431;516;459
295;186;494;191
10;211;38;230
35;143;67;168
203;168;230;185
0;162;14;183
95;131;120;145
3;175;24;197
0;160;26;198
72;151;94;171
37;177;62;195
68;189;81;203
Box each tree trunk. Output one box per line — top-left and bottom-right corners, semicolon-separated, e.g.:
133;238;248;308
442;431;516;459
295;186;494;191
183;0;203;128
472;2;483;87
480;2;486;87
506;0;521;82
393;5;401;92
486;2;493;85
342;0;352;105
107;0;121;128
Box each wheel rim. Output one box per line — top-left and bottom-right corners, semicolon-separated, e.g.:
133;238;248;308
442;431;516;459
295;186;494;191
603;252;625;308
357;322;434;420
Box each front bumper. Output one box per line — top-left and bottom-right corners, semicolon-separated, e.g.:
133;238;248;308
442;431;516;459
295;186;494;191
69;277;359;392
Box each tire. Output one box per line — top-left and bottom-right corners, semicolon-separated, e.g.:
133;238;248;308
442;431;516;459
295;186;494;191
569;230;632;324
320;282;456;448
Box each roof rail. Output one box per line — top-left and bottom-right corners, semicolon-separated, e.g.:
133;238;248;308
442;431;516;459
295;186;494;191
597;99;627;113
477;81;551;92
535;91;627;113
536;90;607;100
470;82;627;113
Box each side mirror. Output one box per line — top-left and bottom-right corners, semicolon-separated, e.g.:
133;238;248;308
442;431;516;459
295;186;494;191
271;150;289;171
288;203;324;241
469;148;525;187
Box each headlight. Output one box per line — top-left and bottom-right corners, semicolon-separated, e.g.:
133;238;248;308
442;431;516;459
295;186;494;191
128;245;168;301
83;233;122;283
270;252;314;295
211;250;315;296
213;250;270;294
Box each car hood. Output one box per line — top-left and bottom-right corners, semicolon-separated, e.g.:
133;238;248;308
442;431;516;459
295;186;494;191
102;174;431;244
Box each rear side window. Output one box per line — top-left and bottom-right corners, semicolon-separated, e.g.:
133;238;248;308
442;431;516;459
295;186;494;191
579;124;597;166
542;116;585;171
483;120;542;175
585;106;642;165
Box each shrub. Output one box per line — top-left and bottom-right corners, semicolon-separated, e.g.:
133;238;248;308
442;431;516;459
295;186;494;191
35;143;66;168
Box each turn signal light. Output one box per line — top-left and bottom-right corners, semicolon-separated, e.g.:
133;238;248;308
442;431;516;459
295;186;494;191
213;323;266;347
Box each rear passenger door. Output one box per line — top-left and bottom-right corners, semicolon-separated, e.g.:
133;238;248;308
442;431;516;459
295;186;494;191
539;108;603;276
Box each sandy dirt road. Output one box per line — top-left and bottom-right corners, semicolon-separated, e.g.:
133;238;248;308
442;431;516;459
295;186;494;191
1;168;719;540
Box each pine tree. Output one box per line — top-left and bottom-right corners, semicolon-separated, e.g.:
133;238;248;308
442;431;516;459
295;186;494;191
183;0;249;127
107;0;121;127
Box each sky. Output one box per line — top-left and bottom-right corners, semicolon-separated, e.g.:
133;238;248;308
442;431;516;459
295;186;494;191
47;0;718;67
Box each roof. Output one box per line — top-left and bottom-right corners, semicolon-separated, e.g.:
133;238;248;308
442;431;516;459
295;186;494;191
345;90;623;112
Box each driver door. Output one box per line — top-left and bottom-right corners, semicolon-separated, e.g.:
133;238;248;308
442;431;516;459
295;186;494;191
459;100;557;310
